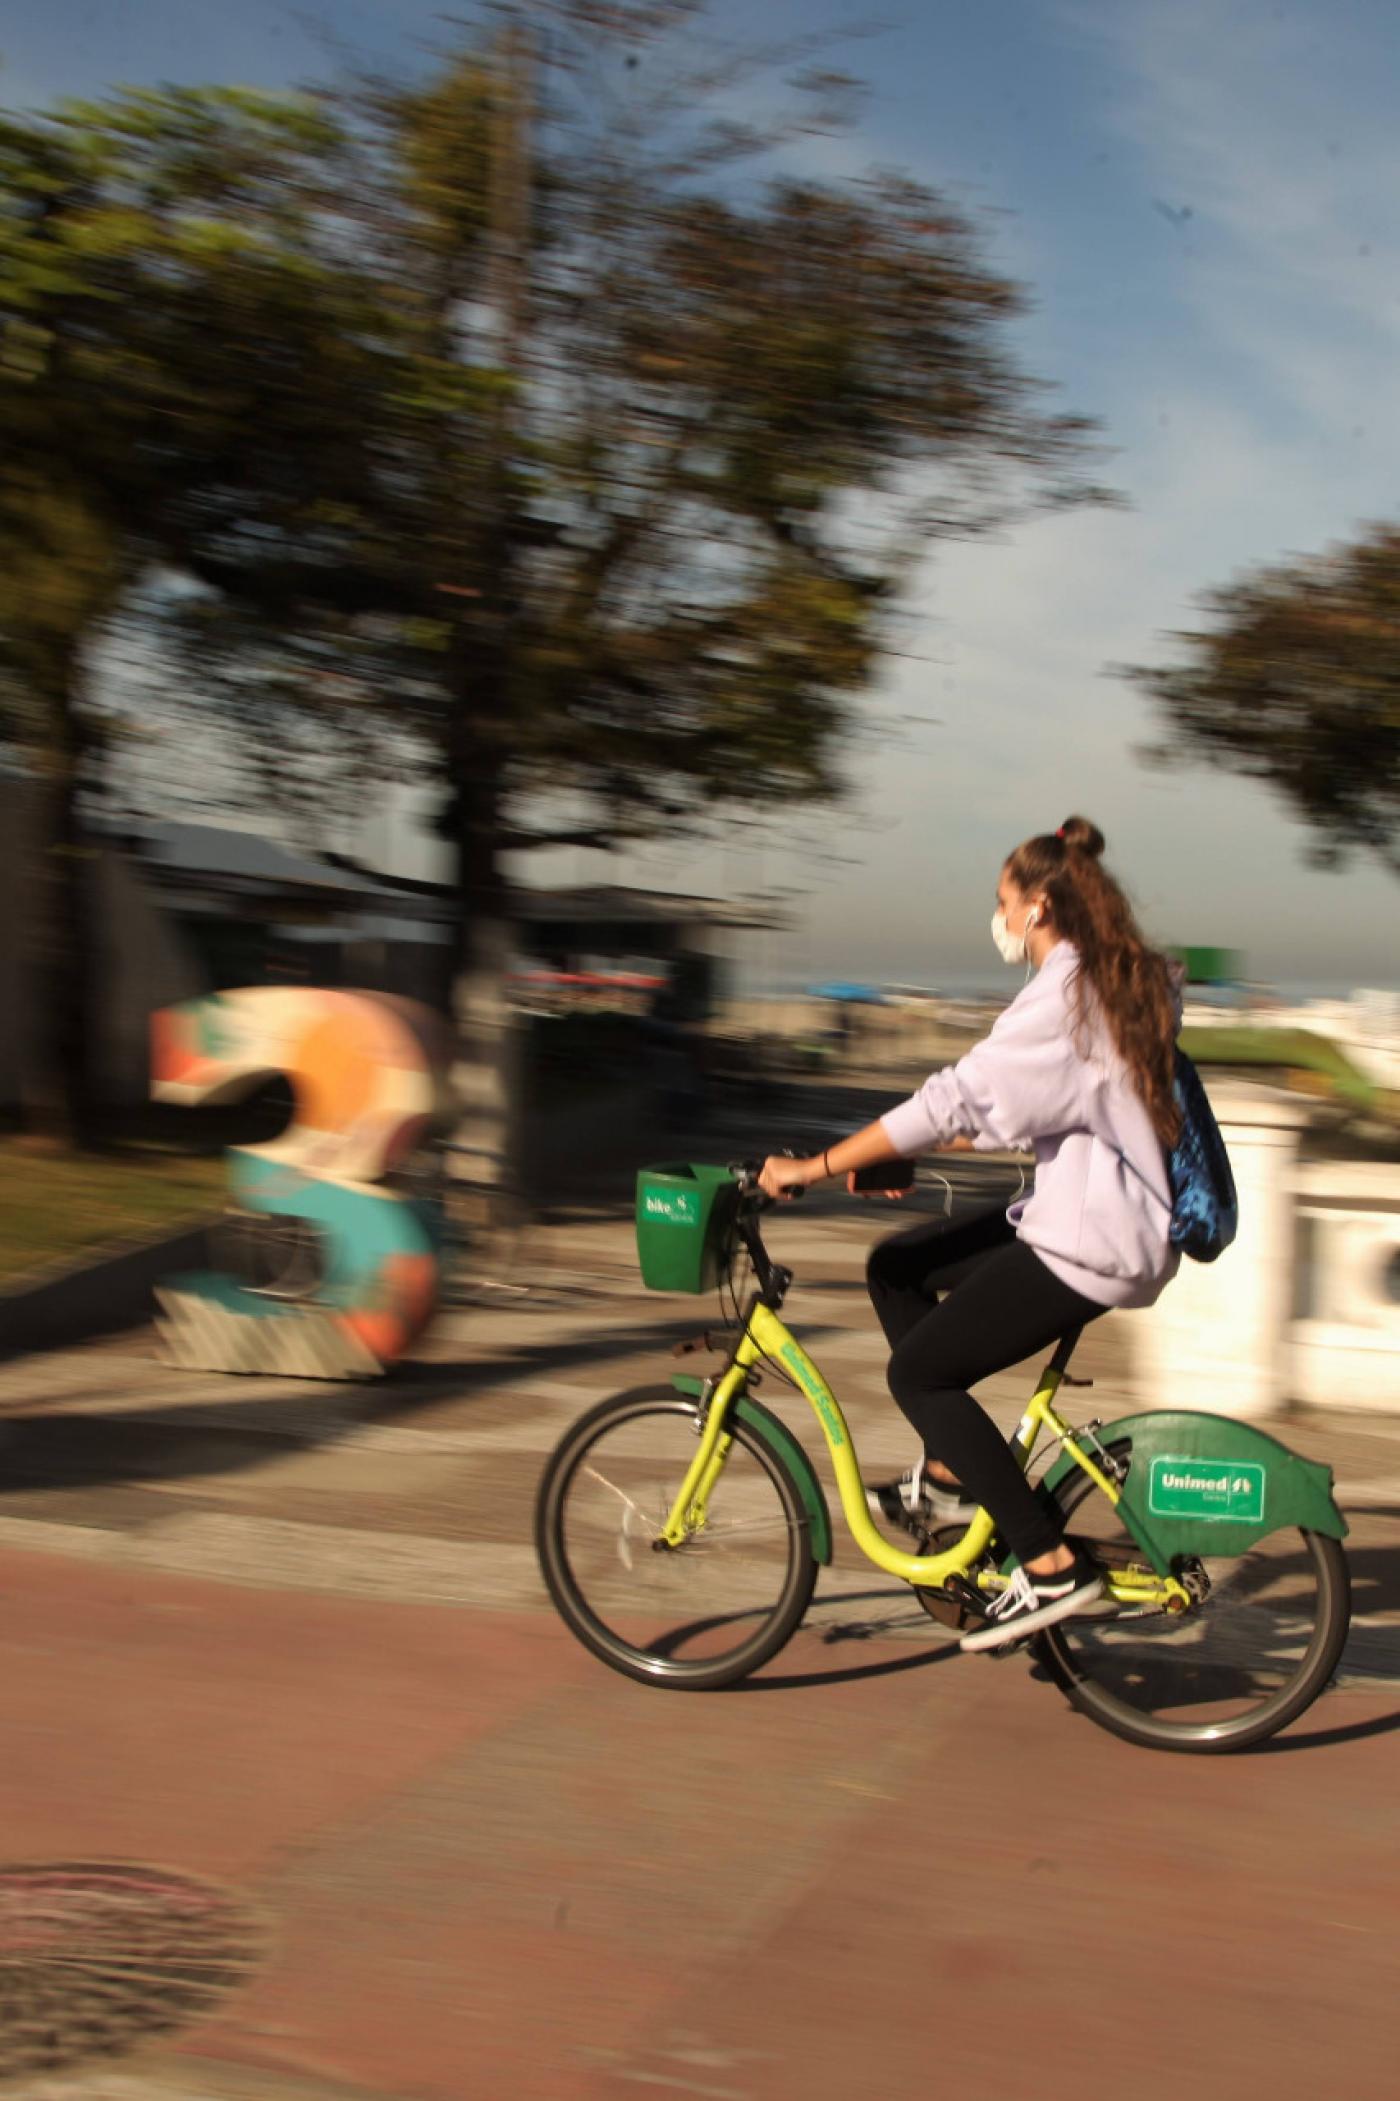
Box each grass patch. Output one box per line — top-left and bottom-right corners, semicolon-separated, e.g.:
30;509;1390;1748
0;1145;226;1283
1179;1026;1378;1112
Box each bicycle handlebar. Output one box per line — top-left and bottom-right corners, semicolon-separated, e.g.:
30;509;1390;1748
725;1160;803;1305
730;1158;805;1207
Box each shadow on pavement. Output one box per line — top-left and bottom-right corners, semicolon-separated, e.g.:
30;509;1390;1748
0;1312;794;1498
1260;1702;1400;1754
1339;1523;1400;1614
737;1643;956;1692
725;1587;959;1690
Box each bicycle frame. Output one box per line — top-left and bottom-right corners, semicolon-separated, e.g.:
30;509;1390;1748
660;1301;1189;1611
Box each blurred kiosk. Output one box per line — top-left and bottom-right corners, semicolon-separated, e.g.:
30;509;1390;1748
1130;1080;1313;1420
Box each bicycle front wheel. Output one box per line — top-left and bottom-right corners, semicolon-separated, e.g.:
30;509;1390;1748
1038;1450;1351;1753
535;1387;817;1691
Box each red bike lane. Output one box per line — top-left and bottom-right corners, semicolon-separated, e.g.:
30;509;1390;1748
0;1540;1397;2101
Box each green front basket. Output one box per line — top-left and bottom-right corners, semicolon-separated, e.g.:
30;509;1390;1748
635;1163;738;1293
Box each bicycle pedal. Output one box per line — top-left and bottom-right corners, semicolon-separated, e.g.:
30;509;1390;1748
915;1585;968;1632
944;1574;990;1619
914;1563;990;1634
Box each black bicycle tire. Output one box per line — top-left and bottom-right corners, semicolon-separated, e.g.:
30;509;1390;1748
535;1386;818;1691
1037;1448;1352;1754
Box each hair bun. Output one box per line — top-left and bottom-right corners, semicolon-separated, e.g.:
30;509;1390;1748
1058;815;1105;858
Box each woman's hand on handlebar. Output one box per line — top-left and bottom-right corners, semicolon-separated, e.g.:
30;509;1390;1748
758;1153;817;1201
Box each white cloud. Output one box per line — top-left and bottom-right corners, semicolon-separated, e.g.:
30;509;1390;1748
638;364;1399;990
571;1;1400;993
757;0;1400;990
1064;0;1400;437
14;0;1386;990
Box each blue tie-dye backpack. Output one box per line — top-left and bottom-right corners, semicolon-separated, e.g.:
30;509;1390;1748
1167;1049;1238;1263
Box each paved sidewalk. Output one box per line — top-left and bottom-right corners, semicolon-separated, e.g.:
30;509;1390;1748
5;1539;1400;2101
2;1127;1399;2097
0;1185;1397;1668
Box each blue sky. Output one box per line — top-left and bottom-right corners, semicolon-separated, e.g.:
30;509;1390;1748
5;0;1399;989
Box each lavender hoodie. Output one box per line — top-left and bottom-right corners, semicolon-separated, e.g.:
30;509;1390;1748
880;943;1179;1310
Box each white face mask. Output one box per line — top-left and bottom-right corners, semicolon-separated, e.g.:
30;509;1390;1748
991;904;1039;966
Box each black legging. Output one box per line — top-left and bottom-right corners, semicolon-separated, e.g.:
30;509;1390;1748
866;1204;1106;1565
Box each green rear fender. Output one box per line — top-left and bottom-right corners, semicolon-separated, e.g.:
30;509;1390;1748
671;1375;833;1564
1041;1410;1348;1573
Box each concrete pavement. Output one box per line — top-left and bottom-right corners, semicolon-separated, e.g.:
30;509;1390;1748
0;1181;1397;1663
2;1104;1399;2097
5;1541;1400;2101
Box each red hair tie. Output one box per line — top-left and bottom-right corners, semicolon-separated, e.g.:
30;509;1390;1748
1055;826;1066;839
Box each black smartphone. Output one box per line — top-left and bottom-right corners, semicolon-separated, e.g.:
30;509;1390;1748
849;1157;915;1192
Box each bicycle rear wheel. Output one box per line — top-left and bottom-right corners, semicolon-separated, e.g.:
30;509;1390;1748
1038;1450;1351;1753
535;1387;817;1691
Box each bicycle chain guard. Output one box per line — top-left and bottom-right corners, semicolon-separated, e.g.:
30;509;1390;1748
913;1527;994;1633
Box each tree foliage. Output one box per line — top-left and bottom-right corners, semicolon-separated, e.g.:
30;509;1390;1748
155;5;1110;889
1128;523;1400;876
1;2;1109;1134
0;86;386;1131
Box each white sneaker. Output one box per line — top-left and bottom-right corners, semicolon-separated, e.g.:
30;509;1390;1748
866;1462;979;1533
959;1549;1104;1652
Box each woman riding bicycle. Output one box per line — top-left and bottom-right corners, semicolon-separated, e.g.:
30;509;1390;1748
759;815;1182;1651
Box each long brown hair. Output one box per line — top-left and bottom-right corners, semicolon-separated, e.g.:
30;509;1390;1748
1006;815;1180;1147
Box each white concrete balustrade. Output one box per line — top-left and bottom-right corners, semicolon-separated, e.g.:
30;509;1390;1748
1127;1078;1400;1418
1290;1161;1400;1412
1128;1082;1316;1419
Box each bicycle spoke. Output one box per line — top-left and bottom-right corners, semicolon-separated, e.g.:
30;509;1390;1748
680;1518;803;1543
581;1465;654;1529
539;1393;815;1685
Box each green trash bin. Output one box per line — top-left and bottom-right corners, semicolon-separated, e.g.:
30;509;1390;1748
635;1163;739;1293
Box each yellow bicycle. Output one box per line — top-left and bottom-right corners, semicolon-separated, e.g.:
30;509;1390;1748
535;1163;1351;1753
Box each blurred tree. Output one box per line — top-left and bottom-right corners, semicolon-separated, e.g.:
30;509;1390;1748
2;4;1109;1160
1128;524;1400;876
0;90;385;1139
154;3;1112;1169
